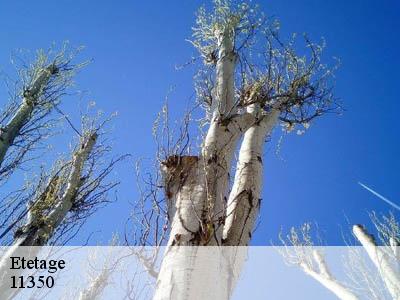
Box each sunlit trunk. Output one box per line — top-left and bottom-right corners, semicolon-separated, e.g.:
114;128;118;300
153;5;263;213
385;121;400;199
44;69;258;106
0;65;57;168
223;106;279;246
0;132;97;300
353;225;400;299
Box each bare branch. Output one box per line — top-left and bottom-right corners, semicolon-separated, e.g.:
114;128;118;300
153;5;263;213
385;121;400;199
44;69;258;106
0;43;86;183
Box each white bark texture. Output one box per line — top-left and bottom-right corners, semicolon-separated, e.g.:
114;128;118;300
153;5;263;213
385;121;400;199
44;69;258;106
390;237;400;260
300;250;359;300
223;106;279;246
0;132;97;300
161;26;254;248
201;28;242;245
353;225;400;300
0;64;57;168
162;155;206;246
154;247;244;300
78;269;110;300
16;132;97;247
154;25;256;300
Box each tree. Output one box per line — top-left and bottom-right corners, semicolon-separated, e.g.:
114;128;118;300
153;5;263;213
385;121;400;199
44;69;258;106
127;0;339;299
0;1;342;299
0;45;84;184
280;212;400;300
0;46;124;300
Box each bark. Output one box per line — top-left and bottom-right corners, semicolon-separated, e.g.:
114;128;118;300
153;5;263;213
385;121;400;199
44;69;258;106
223;107;279;246
390;237;400;260
78;269;110;300
16;132;97;247
161;26;255;248
154;26;252;300
154;246;243;300
353;225;400;300
212;27;236;116
0;64;58;169
161;155;206;246
154;120;255;298
200;27;239;245
156;151;248;300
299;250;359;300
0;132;97;300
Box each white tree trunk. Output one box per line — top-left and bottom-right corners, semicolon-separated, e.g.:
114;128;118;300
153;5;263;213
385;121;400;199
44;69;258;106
154;246;244;300
353;225;400;299
78;269;110;300
0;132;97;300
154;26;251;300
300;250;359;300
390;238;400;260
44;133;98;235
162;155;206;246
223;107;279;246
0;65;56;167
14;132;97;247
201;27;238;245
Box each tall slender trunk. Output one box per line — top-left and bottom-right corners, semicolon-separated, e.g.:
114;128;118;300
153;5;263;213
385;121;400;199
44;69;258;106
0;132;97;300
160;26;243;248
223;106;279;246
201;27;238;245
154;27;250;300
301;250;359;300
353;225;400;299
0;64;57;168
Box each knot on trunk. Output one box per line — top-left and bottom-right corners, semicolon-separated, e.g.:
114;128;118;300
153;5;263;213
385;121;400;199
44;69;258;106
161;155;199;200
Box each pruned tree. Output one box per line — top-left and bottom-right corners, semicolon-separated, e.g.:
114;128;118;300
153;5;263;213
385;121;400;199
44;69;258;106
0;43;126;299
0;111;124;299
157;0;338;248
127;0;339;299
280;213;400;300
0;44;87;238
0;44;85;183
352;213;400;299
76;237;125;300
279;223;360;300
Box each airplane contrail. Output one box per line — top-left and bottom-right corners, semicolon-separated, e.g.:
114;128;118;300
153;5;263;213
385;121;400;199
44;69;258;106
358;182;400;211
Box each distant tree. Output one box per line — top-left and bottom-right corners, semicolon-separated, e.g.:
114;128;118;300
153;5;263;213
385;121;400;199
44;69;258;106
0;45;84;183
0;46;124;300
280;212;400;300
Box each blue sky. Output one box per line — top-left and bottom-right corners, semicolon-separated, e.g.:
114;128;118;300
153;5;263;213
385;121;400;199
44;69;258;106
0;0;399;245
